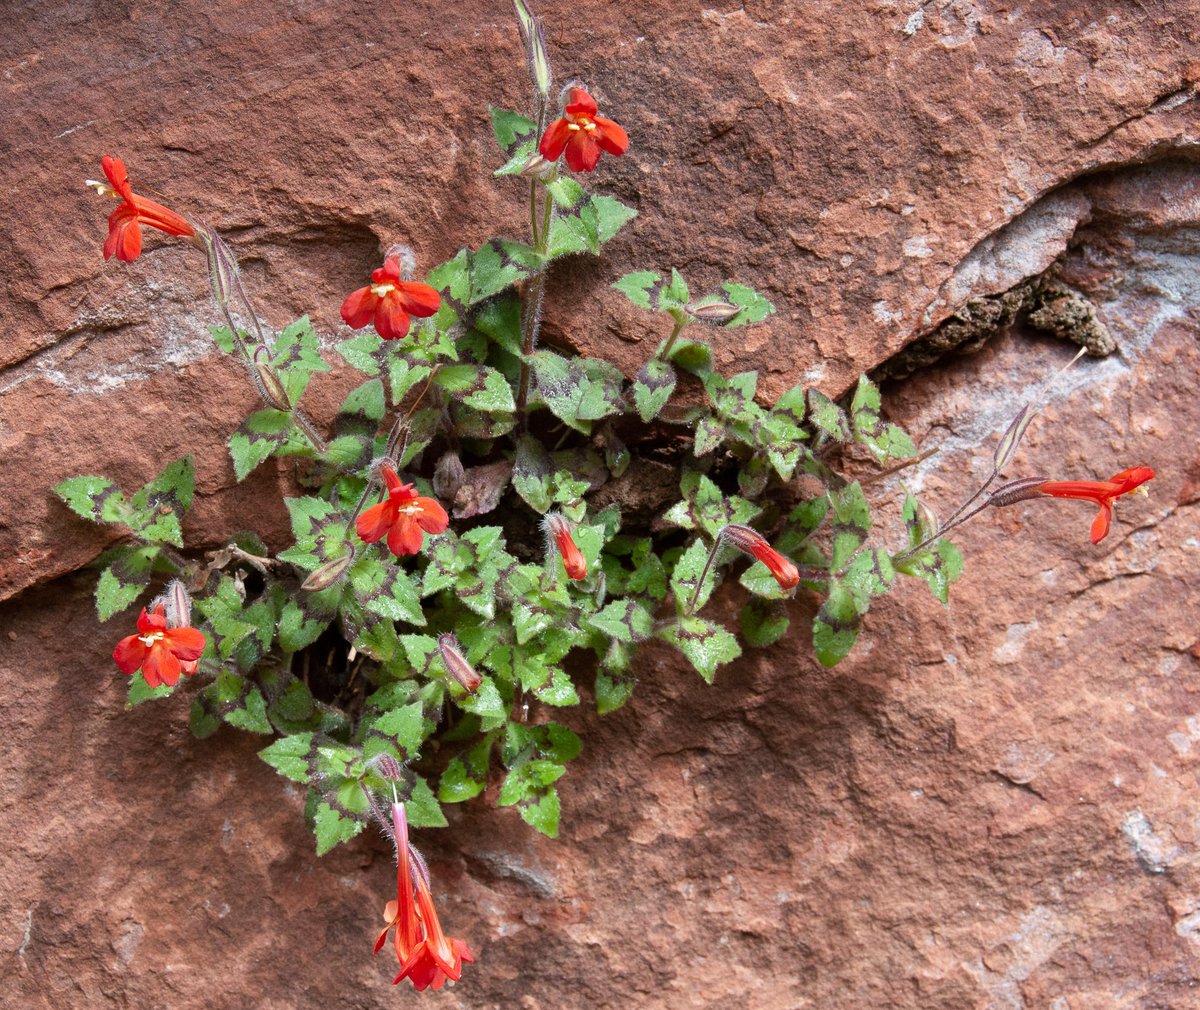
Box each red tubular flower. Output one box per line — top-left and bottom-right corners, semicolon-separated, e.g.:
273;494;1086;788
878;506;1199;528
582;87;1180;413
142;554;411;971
356;465;450;557
376;802;474;991
538;87;629;173
720;524;801;591
112;604;206;688
340;256;441;341
89;155;196;262
1032;465;1155;544
544;513;587;580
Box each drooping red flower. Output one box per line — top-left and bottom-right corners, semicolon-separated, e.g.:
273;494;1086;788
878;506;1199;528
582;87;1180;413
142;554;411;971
544;513;587;580
356;465;450;556
376;802;474;991
538;87;629;173
721;524;801;591
1032;465;1155;544
88;155;196;262
340;256;441;341
112;604;206;688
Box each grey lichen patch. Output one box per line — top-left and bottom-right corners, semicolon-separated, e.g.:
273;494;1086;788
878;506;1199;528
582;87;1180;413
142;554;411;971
875;274;1116;382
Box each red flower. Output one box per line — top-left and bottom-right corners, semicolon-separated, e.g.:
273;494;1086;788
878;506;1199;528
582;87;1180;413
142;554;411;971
340;255;441;341
356;465;450;556
539;87;629;173
88;155;196;262
376;803;474;991
721;524;800;591
544;513;587;580
112;604;206;688
1033;465;1155;544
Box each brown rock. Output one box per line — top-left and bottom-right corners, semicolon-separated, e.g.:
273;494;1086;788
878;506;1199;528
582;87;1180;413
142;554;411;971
2;3;1200;1008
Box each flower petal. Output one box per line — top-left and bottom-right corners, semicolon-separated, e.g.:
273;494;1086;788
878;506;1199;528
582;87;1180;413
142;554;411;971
166;626;207;662
374;294;413;341
1090;503;1114;544
565;87;598;118
144;644;182;687
538;117;571;162
566;133;602;172
593;116;629;156
341;286;379;329
101;155;135;202
113;635;147;675
356;500;395;544
414;497;450;535
106;205;143;262
396;282;441;319
387;516;425;556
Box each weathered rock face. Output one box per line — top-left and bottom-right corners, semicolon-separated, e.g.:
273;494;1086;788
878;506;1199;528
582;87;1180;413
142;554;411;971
3;2;1200;1008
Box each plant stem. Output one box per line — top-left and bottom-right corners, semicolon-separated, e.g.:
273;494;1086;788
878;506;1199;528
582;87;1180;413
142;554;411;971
657;316;687;362
515;186;555;425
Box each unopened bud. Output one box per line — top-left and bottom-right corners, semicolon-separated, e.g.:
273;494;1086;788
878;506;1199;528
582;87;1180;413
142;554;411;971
513;0;553;99
152;579;193;628
433;451;466;501
383;244;416;281
253;346;291;410
719;523;800;592
987;477;1050;508
301;550;354;592
518;152;555;179
687;300;741;323
375;755;404;781
437;634;482;693
543;513;587;581
913;500;939;542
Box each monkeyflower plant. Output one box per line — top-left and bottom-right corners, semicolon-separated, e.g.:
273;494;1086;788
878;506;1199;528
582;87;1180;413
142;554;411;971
57;0;1153;991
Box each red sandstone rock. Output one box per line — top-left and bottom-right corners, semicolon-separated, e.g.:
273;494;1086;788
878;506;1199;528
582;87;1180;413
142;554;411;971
2;3;1200;1008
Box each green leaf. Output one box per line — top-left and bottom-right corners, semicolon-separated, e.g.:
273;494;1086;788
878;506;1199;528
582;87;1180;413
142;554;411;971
469;240;545;304
94;545;160;620
530;351;625;431
438;736;494;803
228;409;294;482
405;776;448;828
270;316;330;405
612;270;661;310
55;474;124;524
260;733;315;784
313;800;364;856
585;599;653;643
512;434;554;513
740;598;790;647
632;358;677;422
850;375;917;463
435;364;516;412
669;537;718;613
807;389;850;441
519;788;561;838
127;673;172;708
546;176;586;210
591;195;638;245
490;106;537;152
658;616;742;683
721;281;775;326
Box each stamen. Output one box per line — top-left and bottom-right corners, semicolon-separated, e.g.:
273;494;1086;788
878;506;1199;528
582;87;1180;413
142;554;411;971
137;632;164;647
370;282;396;298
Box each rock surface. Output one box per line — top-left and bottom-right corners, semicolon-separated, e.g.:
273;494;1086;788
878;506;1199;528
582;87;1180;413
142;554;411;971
2;2;1200;1008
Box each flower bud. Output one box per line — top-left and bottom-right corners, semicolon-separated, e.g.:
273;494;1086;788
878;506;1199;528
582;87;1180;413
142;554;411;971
687;300;741;323
437;634;481;693
161;579;193;628
986;477;1051;508
301;550;354;592
543;513;587;580
383;244;416;281
719;524;800;592
252;345;291;410
518;152;556;179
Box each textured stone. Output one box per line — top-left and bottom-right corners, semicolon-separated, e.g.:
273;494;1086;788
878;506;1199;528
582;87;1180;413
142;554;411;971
4;0;1200;597
2;2;1200;1008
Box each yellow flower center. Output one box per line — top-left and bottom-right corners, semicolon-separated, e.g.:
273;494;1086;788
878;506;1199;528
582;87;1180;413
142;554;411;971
371;282;396;298
138;631;165;647
85;179;120;200
398;503;425;516
567;114;597;133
